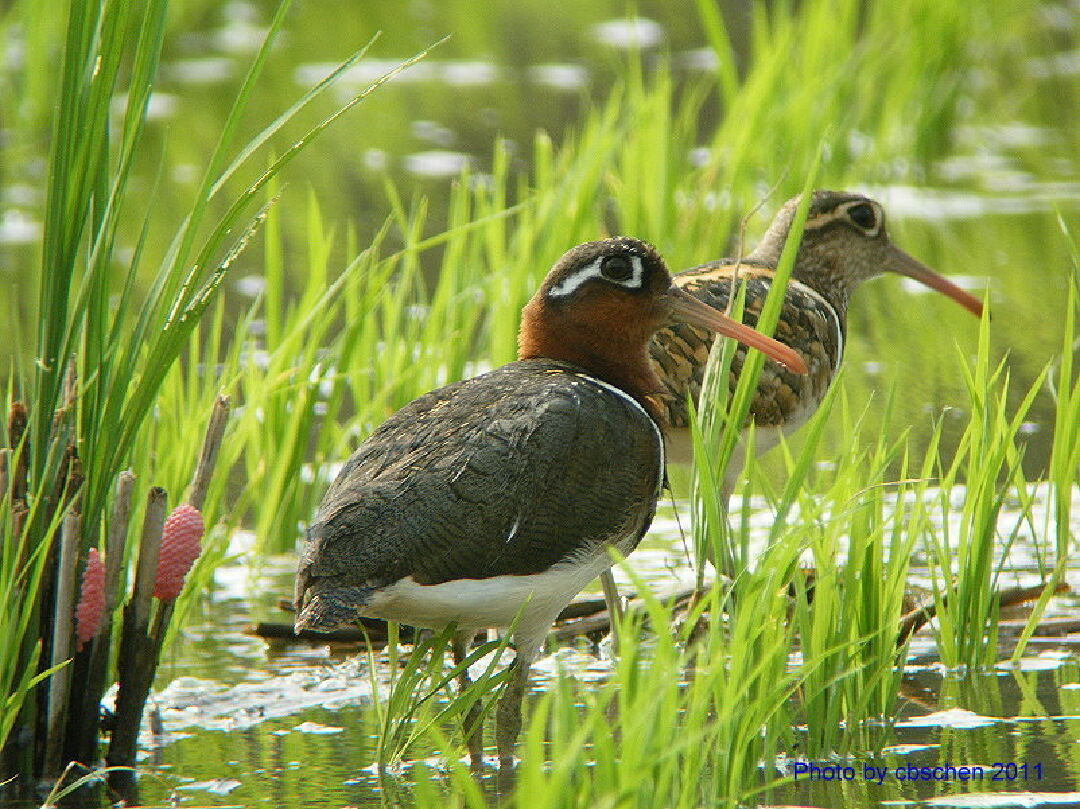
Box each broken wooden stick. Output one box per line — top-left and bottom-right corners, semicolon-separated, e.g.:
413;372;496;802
896;580;1071;645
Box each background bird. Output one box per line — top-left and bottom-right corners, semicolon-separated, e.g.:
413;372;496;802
652;190;983;474
293;237;805;768
599;191;984;618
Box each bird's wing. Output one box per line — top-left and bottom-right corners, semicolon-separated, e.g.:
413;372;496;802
649;263;841;429
297;360;662;591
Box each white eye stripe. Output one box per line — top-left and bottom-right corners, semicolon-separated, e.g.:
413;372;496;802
806;202;883;236
547;254;644;298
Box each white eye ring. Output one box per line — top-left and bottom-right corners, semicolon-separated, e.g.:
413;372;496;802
845;201;881;235
548;254;644;298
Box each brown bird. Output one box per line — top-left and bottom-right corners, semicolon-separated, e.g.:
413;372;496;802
652;190;983;472
599;191;984;615
293;237;805;768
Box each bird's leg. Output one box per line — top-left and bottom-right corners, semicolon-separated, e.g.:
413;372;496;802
599;568;624;655
496;655;530;768
451;629;484;769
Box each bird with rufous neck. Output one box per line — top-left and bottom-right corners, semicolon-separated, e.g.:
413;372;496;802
293;237;806;768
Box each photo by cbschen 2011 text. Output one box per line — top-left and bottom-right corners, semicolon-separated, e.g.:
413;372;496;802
792;760;1046;786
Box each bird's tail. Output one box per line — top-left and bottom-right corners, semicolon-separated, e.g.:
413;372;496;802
293;585;374;633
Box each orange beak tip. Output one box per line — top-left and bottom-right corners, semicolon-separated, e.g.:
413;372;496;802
892;249;986;320
785;353;809;375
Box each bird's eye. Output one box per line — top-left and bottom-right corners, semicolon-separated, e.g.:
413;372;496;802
848;203;878;231
600;254;634;282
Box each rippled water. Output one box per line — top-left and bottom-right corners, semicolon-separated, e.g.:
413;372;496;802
76;481;1076;809
2;2;1076;475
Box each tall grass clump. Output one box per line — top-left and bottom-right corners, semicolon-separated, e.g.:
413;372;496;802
367;625;512;770
926;224;1078;669
685;0;1028;232
474;563;802;809
682;173;911;763
786;388;927;755
221;0;1045;555
922;306;1062;670
0;0;437;794
687;163;819;581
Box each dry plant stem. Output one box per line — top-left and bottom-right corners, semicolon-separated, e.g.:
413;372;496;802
131;488;167;627
148;601;173;668
106;486;166;772
107;401;230;775
0;448;9;503
7;404;29;569
45;508;80;776
896;581;1070;645
549;611;617;643
277;594;609;621
1001;615;1080;636
252;620;421;644
185;395;229;511
104;472;136;614
7;402;28;504
262;580;1076;649
254;590;698;645
724;174;786;317
68;471;135;764
599;572;624;655
11;508;26;572
35;454;81;778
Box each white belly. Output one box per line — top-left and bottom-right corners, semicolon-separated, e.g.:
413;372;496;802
663;397;816;487
363;552;616;660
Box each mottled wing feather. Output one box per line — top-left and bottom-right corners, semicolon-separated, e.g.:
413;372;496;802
297;359;661;594
649;262;842;429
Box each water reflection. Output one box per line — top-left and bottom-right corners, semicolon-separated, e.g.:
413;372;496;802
866;184;1080;219
294;59;502;90
105;485;1078;807
588;18;665;50
403;150;472;178
168;57;237;84
527;63;589;91
0;210;40;245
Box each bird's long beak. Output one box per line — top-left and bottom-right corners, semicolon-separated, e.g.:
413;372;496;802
666;285;808;374
886;246;984;317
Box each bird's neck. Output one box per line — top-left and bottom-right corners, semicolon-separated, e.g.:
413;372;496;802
518;303;666;424
749;233;853;317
